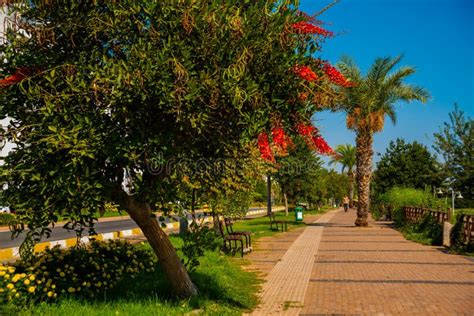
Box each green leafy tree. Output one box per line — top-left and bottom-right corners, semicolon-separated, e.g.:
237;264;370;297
0;1;336;297
433;105;473;204
274;137;323;214
336;56;430;226
329;144;356;206
373;138;441;194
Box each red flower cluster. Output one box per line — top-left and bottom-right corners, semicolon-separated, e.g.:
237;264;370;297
272;126;292;153
258;132;275;163
312;135;333;155
292;22;333;37
294;65;318;82
0;68;31;88
296;122;318;137
323;63;354;87
296;123;333;155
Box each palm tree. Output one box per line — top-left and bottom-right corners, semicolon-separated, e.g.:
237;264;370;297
336;56;430;226
329;144;356;207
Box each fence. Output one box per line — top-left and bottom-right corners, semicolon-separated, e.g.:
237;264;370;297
404;206;448;224
458;214;474;245
403;206;473;246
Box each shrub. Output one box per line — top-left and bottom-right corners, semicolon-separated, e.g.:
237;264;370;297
0;239;156;305
0;213;14;226
180;221;219;272
450;213;474;253
376;187;440;226
414;213;443;245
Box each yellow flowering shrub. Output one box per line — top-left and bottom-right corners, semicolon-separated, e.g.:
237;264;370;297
0;240;156;305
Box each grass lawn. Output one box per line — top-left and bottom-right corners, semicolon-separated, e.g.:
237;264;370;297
2;239;259;316
2;206;334;315
233;206;333;239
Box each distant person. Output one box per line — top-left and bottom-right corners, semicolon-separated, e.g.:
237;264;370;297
343;196;349;212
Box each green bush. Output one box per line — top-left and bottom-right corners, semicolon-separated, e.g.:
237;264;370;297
0;240;156;305
450;213;474;254
0;213;14;226
180;221;219;272
376;187;440;226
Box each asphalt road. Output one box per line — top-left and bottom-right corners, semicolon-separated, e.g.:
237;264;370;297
0;218;140;249
0;207;268;249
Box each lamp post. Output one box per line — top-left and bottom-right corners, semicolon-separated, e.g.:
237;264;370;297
449;188;463;218
435;187;463;220
266;174;272;216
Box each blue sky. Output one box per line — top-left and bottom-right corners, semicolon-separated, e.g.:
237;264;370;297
300;0;474;165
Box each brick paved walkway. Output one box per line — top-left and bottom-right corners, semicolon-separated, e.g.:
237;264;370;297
251;210;338;315
249;209;474;315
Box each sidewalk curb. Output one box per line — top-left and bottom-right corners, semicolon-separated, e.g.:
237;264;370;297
1;207;283;261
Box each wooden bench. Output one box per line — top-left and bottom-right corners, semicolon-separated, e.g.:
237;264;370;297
269;212;287;232
224;217;252;252
217;218;245;257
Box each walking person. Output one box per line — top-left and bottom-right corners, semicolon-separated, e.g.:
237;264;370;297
343;196;349;212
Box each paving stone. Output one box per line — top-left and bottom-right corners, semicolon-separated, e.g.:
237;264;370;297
302;210;474;316
250;211;338;315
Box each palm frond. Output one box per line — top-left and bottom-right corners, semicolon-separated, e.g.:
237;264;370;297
383;66;415;88
385;107;397;125
336;55;361;83
367;55;404;90
394;84;431;103
367;56;392;86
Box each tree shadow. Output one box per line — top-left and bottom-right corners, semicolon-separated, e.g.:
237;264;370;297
76;261;253;310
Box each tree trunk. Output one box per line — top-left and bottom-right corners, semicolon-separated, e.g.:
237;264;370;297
355;130;373;227
126;197;198;297
348;171;355;208
283;192;288;216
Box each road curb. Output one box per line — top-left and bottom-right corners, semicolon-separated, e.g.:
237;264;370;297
0;218;190;261
0;207;283;261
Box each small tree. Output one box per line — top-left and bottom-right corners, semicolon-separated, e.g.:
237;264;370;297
433;105;473;205
0;1;338;297
274;136;324;214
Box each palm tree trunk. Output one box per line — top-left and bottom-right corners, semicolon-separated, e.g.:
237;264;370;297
355;130;373;226
284;192;289;216
348;171;355;208
125;197;198;298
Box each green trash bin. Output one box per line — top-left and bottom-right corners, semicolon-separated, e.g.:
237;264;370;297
295;205;304;221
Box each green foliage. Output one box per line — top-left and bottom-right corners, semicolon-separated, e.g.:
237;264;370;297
179;222;219;272
336;55;430;134
0;213;14;226
274;137;324;206
253;180;268;203
329;144;356;175
433;104;474;206
373;138;442;194
0;240;156;305
405;213;443;245
0;1;333;246
375;187;441;226
450;213;474;254
1;240;260;315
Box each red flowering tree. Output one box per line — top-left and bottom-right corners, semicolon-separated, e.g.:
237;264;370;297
0;1;339;297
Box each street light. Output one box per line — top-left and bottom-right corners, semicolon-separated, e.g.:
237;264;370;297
449;188;463;217
434;187;462;219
